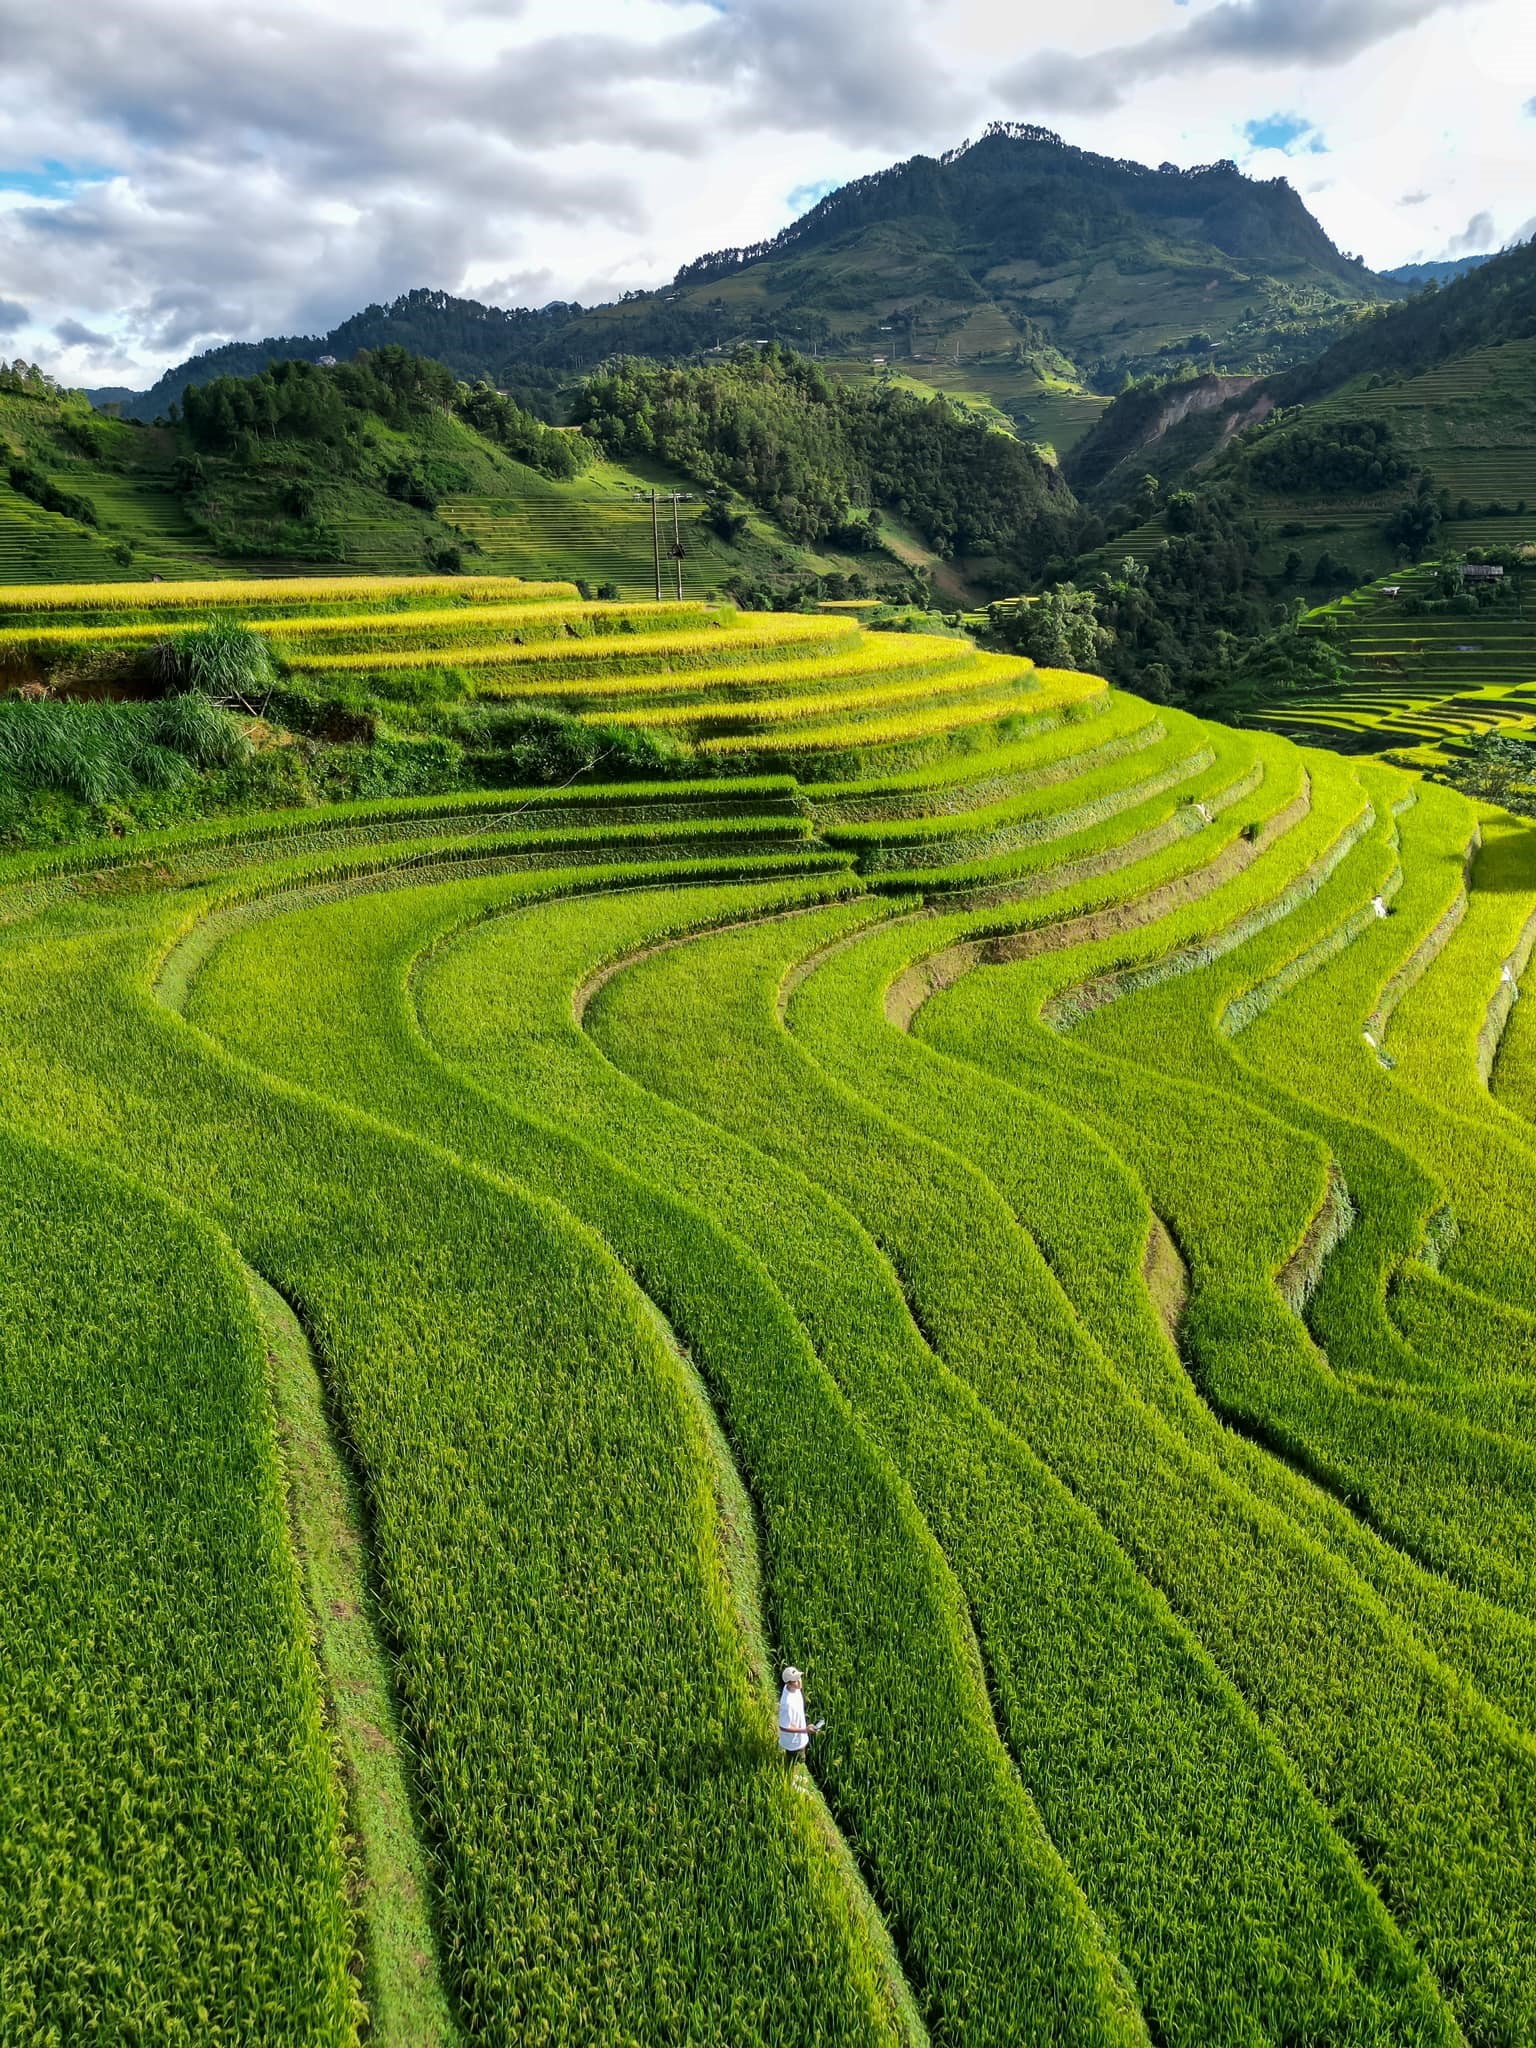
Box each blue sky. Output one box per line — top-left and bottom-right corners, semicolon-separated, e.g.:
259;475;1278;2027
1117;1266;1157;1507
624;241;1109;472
786;180;841;213
1240;115;1327;157
1;0;1532;386
0;160;116;200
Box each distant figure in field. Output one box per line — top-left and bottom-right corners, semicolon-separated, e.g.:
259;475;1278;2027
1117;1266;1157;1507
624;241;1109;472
777;1667;822;1776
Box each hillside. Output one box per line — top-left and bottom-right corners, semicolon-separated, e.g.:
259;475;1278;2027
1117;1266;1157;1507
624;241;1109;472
1274;234;1536;403
3;572;1536;2044
1072;236;1536;506
88;127;1394;448
570;350;1076;592
1049;243;1536;725
0;356;923;603
1086;335;1536;576
0;575;1027;844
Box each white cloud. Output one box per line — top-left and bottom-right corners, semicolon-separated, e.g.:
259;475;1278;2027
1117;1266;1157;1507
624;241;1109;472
1;0;1533;385
1443;208;1497;255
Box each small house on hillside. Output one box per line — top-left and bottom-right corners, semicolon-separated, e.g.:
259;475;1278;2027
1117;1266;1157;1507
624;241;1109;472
1462;563;1505;581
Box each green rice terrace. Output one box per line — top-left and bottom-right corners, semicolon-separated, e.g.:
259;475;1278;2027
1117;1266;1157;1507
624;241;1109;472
3;574;1536;2047
1251;559;1536;758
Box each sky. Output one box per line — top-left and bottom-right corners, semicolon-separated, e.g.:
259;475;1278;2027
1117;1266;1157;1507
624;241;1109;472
2;0;1533;389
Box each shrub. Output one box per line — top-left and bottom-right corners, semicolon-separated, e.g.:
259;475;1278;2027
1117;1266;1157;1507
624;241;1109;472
7;462;99;528
385;465;438;512
452;702;691;783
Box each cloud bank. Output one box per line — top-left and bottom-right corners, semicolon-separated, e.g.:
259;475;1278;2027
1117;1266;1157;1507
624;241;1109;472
0;0;1530;383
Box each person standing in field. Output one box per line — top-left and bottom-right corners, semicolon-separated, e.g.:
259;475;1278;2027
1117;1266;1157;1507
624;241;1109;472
777;1667;821;1776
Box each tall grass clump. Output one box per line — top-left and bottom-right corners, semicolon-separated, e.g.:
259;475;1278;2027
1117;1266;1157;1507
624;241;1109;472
0;694;252;805
154;619;276;702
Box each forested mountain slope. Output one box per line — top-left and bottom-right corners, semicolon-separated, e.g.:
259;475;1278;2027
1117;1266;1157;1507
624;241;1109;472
88;127;1394;430
1070;235;1536;506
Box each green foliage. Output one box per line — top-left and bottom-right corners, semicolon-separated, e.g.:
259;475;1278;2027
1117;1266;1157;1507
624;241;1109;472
1085;498;1273;704
449;701;691;783
1230;615;1351;697
1431;730;1536;815
181;346;582;486
1383;494;1441;556
7;462;99;528
454;380;587;479
987;584;1112;669
1248;417;1413;495
0;360;66;399
384;464;439;512
1276;236;1536;403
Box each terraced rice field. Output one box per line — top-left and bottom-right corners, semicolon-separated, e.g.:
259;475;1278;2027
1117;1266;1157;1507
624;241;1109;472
1251;564;1536;755
3;574;1535;2045
0;576;1048;770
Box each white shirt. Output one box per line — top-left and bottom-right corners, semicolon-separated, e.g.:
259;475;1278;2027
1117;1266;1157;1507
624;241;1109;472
777;1684;809;1752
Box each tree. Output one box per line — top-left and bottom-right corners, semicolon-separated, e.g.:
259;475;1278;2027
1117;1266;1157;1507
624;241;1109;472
1230;614;1350;699
1431;732;1536;817
1384;496;1439;558
1165;491;1200;534
990;584;1113;671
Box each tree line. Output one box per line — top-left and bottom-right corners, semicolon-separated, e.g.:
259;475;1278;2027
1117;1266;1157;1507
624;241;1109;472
181;347;584;480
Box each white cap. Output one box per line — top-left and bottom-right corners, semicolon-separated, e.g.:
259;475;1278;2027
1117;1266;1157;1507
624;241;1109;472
782;1666;802;1685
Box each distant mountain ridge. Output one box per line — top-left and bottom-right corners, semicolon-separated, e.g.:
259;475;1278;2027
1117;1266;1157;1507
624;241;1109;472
88;125;1397;424
1382;253;1500;288
87;289;577;425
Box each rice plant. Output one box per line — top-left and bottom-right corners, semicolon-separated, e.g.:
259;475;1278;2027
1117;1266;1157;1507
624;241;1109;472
1;564;1534;2046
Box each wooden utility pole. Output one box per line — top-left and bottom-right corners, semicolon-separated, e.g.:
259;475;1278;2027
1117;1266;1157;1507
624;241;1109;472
652;489;663;601
671;494;684;599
